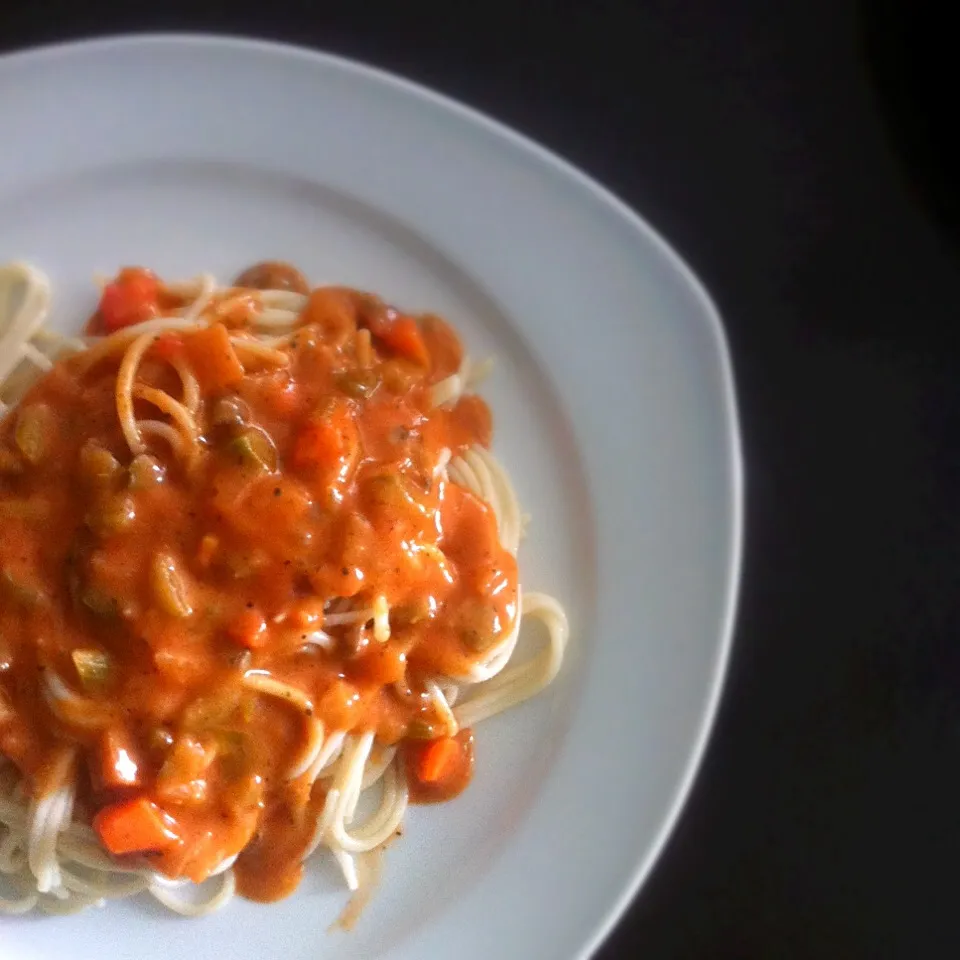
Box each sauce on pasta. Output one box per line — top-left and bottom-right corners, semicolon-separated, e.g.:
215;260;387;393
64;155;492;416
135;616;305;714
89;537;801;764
0;265;517;902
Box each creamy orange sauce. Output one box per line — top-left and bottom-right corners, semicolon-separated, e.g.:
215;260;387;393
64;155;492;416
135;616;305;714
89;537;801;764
401;730;475;804
0;268;515;901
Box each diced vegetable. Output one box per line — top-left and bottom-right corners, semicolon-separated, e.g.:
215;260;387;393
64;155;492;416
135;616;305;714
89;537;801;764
151;332;184;362
405;717;439;740
196;534;219;569
291;400;358;478
150;553;193;618
353;328;373;367
14;403;55;465
234;261;309;294
156;734;216;806
228;427;278;472
79;441;122;487
375;316;429;366
93;796;178;855
97;727;141;789
379;358;422;393
335;369;380;399
72;648;114;692
363;473;406;511
148;726;176;753
0;568;46;607
211;395;251;428
79;584;119;618
456;599;501;653
420;313;464;380
225;608;268;649
393;596;437;626
183;324;244;391
301;287;358;344
97;268;161;334
449;394;493;449
128;454;165;489
416;736;461;783
87;493;136;535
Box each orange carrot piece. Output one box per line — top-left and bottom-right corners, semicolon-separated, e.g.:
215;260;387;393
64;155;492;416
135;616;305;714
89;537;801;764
449;394;493;448
94;796;178;855
226;607;268;649
152;332;185;362
97;727;141;790
96;268;161;334
292;419;341;471
378;317;429;366
183;323;244;391
420;314;464;380
196;534;219;569
417;736;461;784
291;400;357;473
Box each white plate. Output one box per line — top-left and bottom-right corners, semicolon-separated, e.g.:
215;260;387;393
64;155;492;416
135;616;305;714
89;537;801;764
0;35;742;960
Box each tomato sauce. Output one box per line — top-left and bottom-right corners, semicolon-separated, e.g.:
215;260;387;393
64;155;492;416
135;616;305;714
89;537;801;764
401;730;475;804
0;268;515;901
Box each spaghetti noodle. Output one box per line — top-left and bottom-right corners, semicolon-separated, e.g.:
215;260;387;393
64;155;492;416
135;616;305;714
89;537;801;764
0;260;568;919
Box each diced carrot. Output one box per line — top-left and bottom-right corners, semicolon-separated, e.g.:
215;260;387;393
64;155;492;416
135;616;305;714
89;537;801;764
196;534;219;569
416;736;461;783
349;642;408;686
376;316;429;366
301;287;358;344
290;601;325;629
152;332;185;362
156;734;215;805
182;323;244;391
94;796;178;855
97;726;141;790
420;314;464;381
292;419;341;471
449;394;493;449
291;399;358;475
95;268;161;334
226;607;269;649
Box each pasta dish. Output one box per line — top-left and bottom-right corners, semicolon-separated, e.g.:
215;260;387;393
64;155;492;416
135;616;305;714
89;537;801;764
0;259;567;919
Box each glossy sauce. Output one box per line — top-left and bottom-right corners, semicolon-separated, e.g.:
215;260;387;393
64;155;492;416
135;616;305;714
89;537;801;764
401;730;475;804
0;269;514;901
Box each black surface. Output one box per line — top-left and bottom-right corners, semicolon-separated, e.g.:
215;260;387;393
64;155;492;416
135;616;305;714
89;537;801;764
2;2;958;957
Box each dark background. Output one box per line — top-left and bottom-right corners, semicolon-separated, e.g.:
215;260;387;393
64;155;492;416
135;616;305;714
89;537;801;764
2;1;957;957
